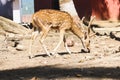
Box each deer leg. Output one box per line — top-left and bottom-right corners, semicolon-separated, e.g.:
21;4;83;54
29;31;39;59
52;30;65;55
64;35;72;54
39;40;50;56
64;43;72;54
39;28;51;56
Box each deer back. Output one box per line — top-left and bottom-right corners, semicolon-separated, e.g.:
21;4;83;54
32;9;74;31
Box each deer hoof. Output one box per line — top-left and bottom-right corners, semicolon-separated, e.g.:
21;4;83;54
50;51;58;56
29;55;34;59
47;54;51;57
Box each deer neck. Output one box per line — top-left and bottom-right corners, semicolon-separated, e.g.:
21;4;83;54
71;22;84;39
71;22;87;49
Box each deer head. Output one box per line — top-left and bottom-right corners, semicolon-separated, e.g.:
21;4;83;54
78;16;96;53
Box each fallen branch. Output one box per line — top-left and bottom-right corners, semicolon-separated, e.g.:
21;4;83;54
93;27;120;32
0;16;29;34
92;20;120;28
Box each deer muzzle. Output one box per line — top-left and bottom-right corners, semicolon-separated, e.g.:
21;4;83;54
81;48;90;53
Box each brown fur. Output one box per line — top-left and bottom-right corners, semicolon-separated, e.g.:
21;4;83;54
29;9;91;58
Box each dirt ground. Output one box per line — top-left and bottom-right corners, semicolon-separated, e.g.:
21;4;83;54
0;29;120;80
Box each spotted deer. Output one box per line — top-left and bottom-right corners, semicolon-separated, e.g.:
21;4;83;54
29;9;95;58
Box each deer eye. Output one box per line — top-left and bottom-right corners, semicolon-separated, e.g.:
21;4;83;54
84;32;87;39
89;40;90;43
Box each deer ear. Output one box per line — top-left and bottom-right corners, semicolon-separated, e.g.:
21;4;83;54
84;32;87;39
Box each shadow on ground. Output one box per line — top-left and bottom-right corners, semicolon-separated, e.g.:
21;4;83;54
0;65;120;80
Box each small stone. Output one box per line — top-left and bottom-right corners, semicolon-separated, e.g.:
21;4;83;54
16;45;25;51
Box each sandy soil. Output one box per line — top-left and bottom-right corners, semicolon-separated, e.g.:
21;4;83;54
0;30;120;80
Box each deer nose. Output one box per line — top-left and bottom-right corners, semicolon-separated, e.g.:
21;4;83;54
81;48;90;53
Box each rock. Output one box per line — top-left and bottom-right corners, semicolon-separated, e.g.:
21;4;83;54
66;39;74;47
16;44;25;51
